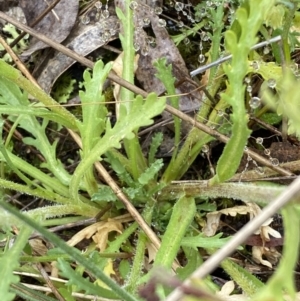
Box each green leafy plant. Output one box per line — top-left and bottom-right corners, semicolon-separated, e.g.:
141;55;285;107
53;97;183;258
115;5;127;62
0;0;300;300
0;24;29;62
208;0;275;184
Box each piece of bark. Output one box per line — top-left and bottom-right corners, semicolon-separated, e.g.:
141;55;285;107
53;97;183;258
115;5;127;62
20;0;79;57
36;15;119;93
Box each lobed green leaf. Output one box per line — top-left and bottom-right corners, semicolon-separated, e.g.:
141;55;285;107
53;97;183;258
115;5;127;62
70;93;166;202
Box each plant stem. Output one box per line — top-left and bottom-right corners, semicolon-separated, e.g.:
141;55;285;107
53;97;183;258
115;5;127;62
159;181;285;204
154;195;196;269
221;258;263;296
281;1;297;67
162;87;227;182
116;1;147;180
208;1;225;81
126;203;154;294
0;149;88;200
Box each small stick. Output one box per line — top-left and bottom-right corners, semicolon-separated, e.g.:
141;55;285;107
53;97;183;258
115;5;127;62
35;262;65;301
43;0;60;21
